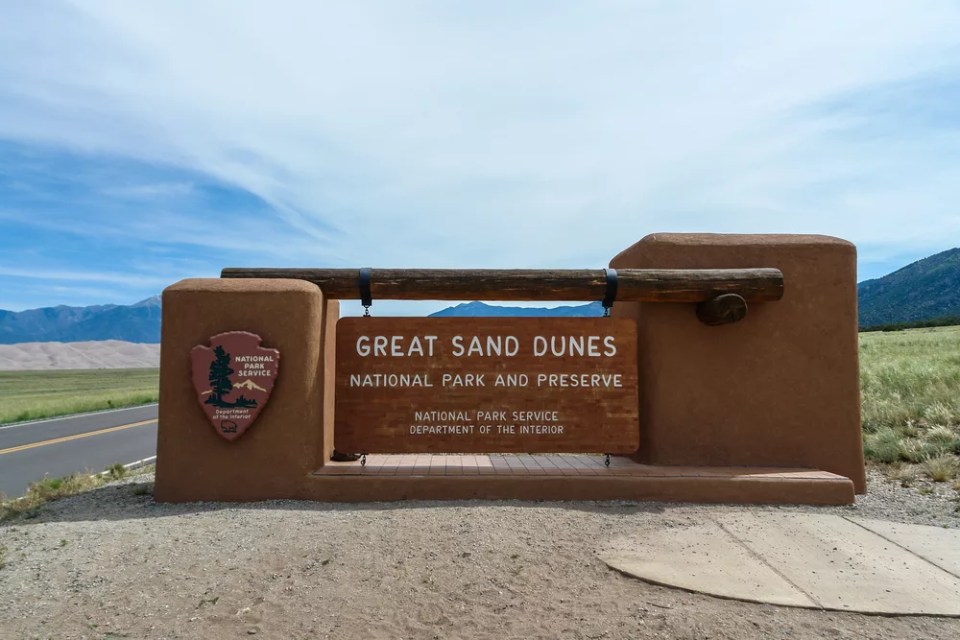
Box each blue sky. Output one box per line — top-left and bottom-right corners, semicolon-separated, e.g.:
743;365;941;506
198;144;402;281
1;1;959;315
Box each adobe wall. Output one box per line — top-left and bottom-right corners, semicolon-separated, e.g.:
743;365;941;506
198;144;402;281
154;278;338;502
610;233;866;493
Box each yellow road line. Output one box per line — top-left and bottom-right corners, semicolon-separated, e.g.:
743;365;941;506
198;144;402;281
0;419;156;456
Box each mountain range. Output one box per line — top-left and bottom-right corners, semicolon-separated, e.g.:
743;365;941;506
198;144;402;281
429;301;604;318
857;247;960;329
1;247;957;342
0;296;161;344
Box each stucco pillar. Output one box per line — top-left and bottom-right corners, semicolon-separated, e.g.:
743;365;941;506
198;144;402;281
611;234;866;493
155;278;338;502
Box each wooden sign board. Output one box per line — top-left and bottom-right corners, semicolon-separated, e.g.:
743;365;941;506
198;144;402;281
334;317;639;454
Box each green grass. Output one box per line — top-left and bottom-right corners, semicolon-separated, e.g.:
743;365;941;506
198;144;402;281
0;368;159;424
861;326;960;430
860;326;960;480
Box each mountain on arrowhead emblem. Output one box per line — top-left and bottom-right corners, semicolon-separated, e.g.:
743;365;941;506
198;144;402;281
233;379;268;392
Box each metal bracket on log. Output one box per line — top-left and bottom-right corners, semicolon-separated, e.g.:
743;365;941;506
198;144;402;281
601;268;618;317
220;267;783;325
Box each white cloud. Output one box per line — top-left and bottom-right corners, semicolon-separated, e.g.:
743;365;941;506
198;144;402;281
1;0;958;281
0;266;172;288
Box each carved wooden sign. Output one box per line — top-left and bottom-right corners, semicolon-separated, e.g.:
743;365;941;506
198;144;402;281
335;318;639;454
191;331;279;441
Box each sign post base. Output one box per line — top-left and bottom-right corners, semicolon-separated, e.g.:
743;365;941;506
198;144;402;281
303;456;854;504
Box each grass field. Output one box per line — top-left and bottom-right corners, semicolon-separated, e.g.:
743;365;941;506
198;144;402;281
860;326;960;481
0;369;159;424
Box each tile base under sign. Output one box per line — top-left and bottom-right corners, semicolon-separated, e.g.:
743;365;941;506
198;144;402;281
304;455;854;505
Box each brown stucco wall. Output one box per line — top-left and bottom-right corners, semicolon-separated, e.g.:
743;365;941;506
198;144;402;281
320;297;339;464
610;233;866;493
155;278;334;502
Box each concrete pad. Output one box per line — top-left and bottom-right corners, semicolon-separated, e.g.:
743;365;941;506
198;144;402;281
601;513;960;616
600;520;817;608
849;517;960;579
718;513;960;615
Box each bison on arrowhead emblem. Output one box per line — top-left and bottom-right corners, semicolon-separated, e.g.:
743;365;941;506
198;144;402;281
191;331;280;441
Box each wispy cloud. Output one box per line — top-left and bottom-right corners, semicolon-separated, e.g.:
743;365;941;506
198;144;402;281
98;182;197;199
1;1;959;307
0;266;171;287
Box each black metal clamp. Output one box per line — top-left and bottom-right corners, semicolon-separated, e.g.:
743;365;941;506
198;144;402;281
602;268;618;317
359;267;372;317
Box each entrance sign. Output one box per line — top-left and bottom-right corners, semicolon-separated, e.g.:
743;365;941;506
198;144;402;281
335;317;639;453
191;331;280;441
157;239;862;506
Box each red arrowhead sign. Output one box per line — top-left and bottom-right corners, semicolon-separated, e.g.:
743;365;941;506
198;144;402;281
190;331;280;441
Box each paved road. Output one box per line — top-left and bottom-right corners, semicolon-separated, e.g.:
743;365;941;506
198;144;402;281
0;405;158;499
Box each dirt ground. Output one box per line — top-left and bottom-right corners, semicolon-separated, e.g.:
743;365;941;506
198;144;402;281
1;471;958;640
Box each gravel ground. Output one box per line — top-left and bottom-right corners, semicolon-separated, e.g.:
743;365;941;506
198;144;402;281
0;468;958;640
786;467;960;527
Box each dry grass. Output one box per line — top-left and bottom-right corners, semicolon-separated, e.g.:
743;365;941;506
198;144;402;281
0;473;103;521
923;455;960;483
889;464;918;488
860;326;960;480
0;463;154;522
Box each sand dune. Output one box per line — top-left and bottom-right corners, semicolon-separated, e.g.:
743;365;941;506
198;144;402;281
0;340;160;371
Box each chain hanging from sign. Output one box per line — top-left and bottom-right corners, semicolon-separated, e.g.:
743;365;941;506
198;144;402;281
358;267;373;317
602;268;619;466
359;267;373;465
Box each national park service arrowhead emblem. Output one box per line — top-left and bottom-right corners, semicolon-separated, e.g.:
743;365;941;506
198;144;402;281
191;331;280;441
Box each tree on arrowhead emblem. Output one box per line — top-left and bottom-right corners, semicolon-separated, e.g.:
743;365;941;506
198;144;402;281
206;345;236;407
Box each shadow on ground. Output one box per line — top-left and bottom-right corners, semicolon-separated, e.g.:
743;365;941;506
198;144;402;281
0;475;736;526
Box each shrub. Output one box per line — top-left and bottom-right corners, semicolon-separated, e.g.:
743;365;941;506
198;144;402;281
106;463;127;481
863;427;902;463
923;426;960;453
889;464;917;487
899;438;941;464
923;402;958;427
922;455;959;482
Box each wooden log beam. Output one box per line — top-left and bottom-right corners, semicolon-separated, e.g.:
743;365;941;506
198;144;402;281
696;293;748;326
220;268;784;303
